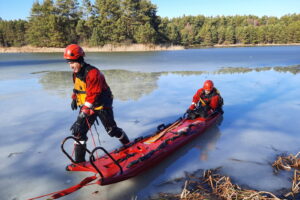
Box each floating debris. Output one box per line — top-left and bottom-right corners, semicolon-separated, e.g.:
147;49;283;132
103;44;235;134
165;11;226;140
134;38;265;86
200;169;279;200
150;168;280;200
272;151;300;199
272;152;300;173
146;152;300;199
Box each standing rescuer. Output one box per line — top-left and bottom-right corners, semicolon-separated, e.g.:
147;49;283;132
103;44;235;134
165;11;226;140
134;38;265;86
64;44;130;167
186;80;223;119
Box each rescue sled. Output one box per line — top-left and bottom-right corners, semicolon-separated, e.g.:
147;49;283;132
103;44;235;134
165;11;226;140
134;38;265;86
62;111;222;185
29;112;221;199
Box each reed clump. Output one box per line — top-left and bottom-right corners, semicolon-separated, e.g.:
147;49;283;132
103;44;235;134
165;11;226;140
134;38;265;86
272;152;300;199
151;151;300;200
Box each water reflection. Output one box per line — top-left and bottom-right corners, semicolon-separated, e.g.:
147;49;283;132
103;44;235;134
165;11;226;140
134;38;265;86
103;70;160;101
273;65;300;74
38;65;300;101
214;65;300;74
198;116;223;162
38;70;161;100
38;71;72;97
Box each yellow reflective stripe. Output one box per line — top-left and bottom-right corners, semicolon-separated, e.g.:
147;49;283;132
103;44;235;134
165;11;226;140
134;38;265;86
94;106;104;110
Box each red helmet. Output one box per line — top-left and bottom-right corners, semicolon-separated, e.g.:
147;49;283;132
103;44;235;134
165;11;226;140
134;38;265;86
64;44;85;60
203;80;214;91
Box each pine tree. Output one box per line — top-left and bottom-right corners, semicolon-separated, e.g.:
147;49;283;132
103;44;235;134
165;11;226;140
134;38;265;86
217;26;226;44
134;22;156;43
55;0;81;44
197;23;213;45
225;26;235;44
3;1;300;47
26;0;81;47
167;23;181;44
94;0;122;44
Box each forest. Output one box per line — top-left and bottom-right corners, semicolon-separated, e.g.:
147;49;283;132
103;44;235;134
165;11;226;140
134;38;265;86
0;0;300;47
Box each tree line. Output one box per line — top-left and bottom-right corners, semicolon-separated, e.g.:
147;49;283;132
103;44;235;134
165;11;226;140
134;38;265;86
0;0;300;47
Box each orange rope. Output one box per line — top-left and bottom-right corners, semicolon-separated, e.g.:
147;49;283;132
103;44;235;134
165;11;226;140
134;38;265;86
85;117;99;159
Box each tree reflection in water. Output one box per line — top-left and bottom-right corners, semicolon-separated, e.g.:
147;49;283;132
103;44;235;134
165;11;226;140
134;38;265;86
38;64;300;100
38;70;160;100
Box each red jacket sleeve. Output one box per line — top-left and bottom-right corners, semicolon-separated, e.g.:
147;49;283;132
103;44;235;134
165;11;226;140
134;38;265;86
85;69;106;106
189;88;204;110
209;95;220;110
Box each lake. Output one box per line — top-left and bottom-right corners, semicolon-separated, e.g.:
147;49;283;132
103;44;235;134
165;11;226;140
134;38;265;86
0;46;300;200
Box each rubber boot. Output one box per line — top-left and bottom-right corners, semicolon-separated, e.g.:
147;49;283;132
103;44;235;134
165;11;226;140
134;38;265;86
75;143;86;163
66;143;86;171
119;130;130;145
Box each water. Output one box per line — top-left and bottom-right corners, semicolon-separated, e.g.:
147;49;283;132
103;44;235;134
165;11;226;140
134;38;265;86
0;46;300;200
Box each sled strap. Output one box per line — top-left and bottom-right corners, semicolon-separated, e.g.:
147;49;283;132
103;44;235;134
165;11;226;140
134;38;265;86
28;175;97;200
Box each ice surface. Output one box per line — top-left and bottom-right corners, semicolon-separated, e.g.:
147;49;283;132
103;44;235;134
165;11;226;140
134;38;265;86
0;48;300;199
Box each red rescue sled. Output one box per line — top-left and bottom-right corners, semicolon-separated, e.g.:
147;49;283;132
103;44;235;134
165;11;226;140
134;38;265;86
62;112;222;185
29;112;221;199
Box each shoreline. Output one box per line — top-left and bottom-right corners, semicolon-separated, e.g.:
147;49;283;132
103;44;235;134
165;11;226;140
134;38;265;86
190;43;300;49
0;44;184;53
214;43;300;48
1;43;300;53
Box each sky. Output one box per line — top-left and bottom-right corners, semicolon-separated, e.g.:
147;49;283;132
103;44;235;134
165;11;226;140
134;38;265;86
0;0;299;20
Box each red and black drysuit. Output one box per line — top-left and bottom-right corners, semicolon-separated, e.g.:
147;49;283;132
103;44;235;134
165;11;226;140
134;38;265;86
70;63;128;163
188;87;223;118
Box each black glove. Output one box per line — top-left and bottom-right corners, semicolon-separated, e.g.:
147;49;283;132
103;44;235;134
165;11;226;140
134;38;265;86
186;109;197;119
186;109;192;114
70;116;85;137
203;105;210;112
71;99;77;110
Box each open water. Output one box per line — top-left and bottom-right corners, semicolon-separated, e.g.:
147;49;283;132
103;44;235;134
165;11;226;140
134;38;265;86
0;46;300;200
